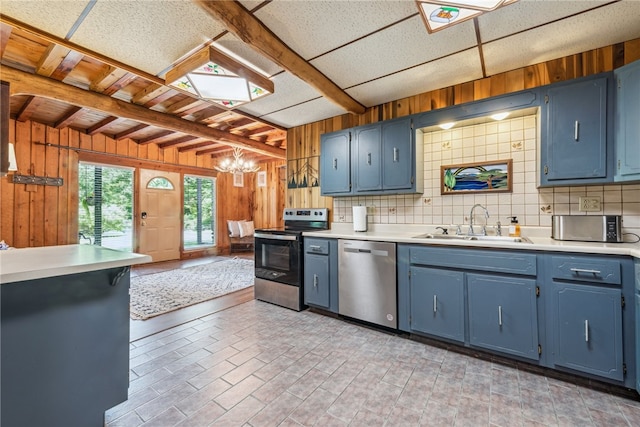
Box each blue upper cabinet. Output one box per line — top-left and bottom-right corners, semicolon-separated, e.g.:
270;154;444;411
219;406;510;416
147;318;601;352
320;129;351;195
540;72;614;186
321;117;420;196
353;124;382;192
614;60;640;182
382;118;414;191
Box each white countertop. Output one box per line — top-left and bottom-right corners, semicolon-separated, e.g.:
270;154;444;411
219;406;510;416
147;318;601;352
0;244;152;284
304;224;640;259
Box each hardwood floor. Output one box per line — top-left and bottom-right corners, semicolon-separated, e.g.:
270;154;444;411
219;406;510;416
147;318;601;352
130;252;255;342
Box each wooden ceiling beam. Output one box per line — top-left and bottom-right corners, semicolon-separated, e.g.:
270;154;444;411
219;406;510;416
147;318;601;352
102;72;137;96
114;123;149;140
35;44;70;77
49;50;83;81
165;97;204;115
206;147;235;157
4;66;286;158
87;116;123;135
193;0;365;115
131;83;172;105
0;13;287;131
177;141;218;152
137;130;174;145
54;106;85;129
15;95;46;122
158;135;199;149
0;23;11;58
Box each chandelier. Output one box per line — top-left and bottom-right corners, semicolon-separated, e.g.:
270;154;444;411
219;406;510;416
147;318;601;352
214;147;260;174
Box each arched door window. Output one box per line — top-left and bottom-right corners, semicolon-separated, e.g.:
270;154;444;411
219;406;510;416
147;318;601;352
146;177;174;189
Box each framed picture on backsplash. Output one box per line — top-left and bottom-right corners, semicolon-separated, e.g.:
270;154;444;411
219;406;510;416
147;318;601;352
441;159;512;195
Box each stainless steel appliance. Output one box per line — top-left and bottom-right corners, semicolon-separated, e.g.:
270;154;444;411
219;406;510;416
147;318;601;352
338;239;397;328
551;215;623;242
254;208;329;311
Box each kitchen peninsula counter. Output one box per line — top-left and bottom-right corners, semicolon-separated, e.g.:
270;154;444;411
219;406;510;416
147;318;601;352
304;223;640;258
1;244;151;427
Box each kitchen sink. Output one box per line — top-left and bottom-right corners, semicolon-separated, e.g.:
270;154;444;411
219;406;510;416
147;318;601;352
412;233;532;243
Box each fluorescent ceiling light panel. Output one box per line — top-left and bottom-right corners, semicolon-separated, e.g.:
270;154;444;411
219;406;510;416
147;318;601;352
416;0;517;33
166;47;274;109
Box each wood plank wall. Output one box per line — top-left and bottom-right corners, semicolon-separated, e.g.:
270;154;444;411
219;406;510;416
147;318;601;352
0;118;285;253
286;38;640;215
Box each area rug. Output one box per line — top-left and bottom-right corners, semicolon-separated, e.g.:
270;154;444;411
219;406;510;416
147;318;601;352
130;257;254;320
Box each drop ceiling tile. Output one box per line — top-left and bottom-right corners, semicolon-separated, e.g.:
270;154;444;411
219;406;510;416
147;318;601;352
237;72;322;117
258;98;347;128
311;16;477;89
346;49;483;107
1;0;90;38
255;0;418;60
70;0;228;75
483;1;640;76
477;0;611;42
213;33;283;77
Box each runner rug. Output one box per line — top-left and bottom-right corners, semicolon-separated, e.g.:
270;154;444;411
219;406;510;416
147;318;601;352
129;257;254;320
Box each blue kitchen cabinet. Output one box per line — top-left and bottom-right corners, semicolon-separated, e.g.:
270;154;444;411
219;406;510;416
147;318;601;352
320;130;351;195
321;117;418;196
468;273;540;360
614;59;640;182
382;117;414;191
540;72;613;186
353;124;382;192
304;238;338;312
552;283;623;381
409;266;465;342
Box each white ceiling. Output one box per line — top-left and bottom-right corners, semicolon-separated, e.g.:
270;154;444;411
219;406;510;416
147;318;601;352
2;0;640;129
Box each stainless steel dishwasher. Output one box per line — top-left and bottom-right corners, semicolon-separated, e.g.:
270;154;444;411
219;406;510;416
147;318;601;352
338;239;397;328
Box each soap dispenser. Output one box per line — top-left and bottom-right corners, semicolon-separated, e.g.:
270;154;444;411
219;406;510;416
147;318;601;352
508;216;521;237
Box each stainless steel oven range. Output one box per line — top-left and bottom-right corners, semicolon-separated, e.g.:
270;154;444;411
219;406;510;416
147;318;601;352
254;208;329;311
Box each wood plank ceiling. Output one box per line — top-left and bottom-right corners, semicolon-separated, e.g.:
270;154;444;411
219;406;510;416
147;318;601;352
0;11;288;162
1;0;640;165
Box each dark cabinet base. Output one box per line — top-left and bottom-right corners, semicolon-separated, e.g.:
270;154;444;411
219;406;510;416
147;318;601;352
1;268;131;427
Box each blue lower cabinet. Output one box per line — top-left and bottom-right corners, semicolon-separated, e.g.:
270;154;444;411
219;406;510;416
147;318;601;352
468;274;540;360
552;283;624;381
304;253;330;309
409;266;464;342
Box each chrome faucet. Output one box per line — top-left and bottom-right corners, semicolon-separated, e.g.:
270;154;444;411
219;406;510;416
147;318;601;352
469;204;490;236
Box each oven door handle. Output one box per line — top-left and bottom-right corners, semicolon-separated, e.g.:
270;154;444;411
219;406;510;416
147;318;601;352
254;232;298;241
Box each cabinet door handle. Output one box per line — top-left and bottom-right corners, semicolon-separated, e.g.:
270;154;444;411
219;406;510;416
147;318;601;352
313;274;318;287
367;152;372;165
585;319;589;342
498;305;503;326
574;121;579;141
333;158;338;170
393;147;399;162
570;268;601;276
433;295;437;313
309;245;321;250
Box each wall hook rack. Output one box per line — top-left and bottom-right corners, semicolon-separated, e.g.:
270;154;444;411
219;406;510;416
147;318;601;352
12;174;64;186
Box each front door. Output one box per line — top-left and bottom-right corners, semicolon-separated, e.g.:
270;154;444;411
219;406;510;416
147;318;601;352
138;169;181;262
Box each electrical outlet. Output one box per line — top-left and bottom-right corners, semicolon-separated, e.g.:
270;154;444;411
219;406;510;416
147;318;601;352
579;196;601;212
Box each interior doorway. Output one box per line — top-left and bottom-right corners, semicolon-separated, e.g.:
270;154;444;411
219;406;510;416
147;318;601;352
138;169;181;262
78;162;134;251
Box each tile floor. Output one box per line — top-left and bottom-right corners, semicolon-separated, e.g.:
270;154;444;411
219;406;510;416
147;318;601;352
107;300;640;427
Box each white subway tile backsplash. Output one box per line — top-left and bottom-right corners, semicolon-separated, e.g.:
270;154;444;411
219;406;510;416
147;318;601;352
332;114;639;231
